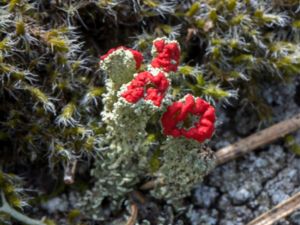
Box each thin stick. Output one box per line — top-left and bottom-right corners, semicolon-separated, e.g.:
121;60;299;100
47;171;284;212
64;158;77;184
215;113;300;165
247;191;300;225
125;203;138;225
140;178;164;190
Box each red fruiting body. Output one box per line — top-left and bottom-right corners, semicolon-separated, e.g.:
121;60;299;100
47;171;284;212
161;94;216;142
100;46;143;69
151;39;180;72
121;71;169;106
129;49;143;69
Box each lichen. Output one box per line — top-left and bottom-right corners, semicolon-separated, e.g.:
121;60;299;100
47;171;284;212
78;38;217;221
152;138;216;201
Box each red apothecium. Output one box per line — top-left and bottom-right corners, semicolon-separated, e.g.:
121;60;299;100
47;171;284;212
151;39;180;72
161;94;216;142
121;71;169;107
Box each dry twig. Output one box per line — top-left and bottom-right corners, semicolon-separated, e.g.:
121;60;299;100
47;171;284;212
216;113;300;165
63;158;77;184
247;191;300;225
125;203;138;225
140;177;164;190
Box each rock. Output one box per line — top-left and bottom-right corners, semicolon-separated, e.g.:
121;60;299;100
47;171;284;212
289;210;300;225
229;188;251;205
188;208;219;225
41;197;68;214
194;185;219;208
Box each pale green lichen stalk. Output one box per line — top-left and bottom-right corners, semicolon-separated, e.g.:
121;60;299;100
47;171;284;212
151;137;216;201
100;48;139;87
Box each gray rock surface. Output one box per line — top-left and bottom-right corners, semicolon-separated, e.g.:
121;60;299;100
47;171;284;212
190;144;300;225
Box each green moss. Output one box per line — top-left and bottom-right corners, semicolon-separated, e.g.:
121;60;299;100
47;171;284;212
285;135;300;155
15;21;25;36
149;148;161;173
67;209;81;224
185;2;200;17
292;20;300;28
226;0;237;11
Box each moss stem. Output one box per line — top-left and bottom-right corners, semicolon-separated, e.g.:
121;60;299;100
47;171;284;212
0;192;46;225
